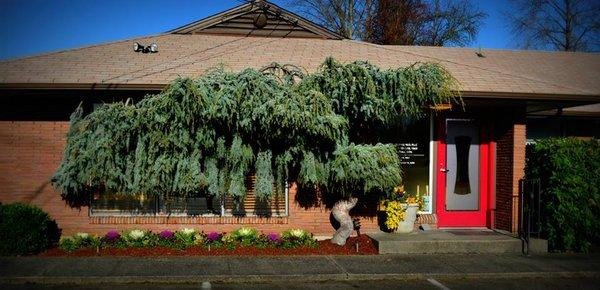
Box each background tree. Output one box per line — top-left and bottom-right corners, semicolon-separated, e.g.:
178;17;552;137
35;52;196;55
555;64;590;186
289;0;485;45
364;0;428;45
507;0;600;52
288;0;375;39
422;0;486;46
366;0;486;45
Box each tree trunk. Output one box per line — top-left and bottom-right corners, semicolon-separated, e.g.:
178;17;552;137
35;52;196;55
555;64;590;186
331;197;358;246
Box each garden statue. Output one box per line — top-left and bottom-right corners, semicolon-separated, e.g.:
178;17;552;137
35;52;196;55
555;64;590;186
331;197;358;245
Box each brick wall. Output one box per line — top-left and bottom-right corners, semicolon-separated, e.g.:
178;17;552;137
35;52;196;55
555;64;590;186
494;121;526;233
0;121;69;203
0;121;381;236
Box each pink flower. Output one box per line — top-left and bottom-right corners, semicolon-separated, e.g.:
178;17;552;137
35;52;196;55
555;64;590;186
159;230;174;240
206;232;221;242
105;230;120;241
267;232;280;242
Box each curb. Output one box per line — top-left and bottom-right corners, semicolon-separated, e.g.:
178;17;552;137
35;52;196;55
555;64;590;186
1;271;598;285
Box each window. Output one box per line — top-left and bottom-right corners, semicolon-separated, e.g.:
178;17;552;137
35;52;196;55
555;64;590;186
91;192;158;216
395;117;432;213
225;176;287;217
378;115;432;213
90;176;288;217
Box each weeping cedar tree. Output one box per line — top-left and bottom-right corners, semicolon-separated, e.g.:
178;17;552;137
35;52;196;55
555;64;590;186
53;57;459;242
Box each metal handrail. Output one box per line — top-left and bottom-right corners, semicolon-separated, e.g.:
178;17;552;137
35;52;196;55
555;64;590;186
518;178;541;255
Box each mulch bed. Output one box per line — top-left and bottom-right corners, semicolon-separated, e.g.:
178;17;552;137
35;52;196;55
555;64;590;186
41;235;378;256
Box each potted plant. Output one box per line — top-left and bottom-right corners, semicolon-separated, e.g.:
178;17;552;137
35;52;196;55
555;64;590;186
384;186;422;233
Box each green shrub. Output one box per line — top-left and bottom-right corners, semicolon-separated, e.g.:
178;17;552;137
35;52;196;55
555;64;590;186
0;202;61;255
174;228;198;248
280;229;317;249
229;227;259;246
58;237;77;253
526;138;600;252
72;232;100;249
204;231;224;248
122;229;155;248
59;233;104;252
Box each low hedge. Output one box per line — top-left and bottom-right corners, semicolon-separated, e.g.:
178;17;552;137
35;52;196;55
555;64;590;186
526;138;600;252
0;203;61;255
59;227;317;253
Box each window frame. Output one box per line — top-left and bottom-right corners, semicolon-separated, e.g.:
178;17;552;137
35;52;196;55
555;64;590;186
89;184;289;218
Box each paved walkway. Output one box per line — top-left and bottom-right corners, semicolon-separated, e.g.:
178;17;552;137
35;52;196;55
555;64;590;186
368;229;531;254
0;253;598;285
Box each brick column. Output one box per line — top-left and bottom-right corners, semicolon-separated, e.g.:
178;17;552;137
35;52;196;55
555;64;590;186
494;121;526;233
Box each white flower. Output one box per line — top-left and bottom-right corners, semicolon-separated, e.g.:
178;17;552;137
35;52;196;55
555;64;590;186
75;232;89;239
289;229;306;238
237;227;254;236
181;228;196;235
128;229;145;240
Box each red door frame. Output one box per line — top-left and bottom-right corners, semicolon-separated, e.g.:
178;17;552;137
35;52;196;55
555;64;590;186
436;118;495;228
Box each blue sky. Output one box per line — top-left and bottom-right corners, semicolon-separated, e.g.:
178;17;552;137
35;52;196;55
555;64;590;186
0;0;513;61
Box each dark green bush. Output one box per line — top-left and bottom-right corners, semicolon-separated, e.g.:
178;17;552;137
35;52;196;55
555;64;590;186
0;203;61;255
526;138;600;252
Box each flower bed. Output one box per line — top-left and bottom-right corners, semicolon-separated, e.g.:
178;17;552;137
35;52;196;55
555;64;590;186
43;227;377;256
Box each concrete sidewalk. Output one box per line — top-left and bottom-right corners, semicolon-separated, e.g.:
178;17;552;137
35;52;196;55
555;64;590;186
0;253;599;285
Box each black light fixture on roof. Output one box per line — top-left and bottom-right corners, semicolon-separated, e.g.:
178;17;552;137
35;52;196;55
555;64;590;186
133;42;143;52
149;43;158;53
133;42;158;53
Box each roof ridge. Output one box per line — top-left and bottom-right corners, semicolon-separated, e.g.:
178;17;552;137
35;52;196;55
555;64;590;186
350;40;595;95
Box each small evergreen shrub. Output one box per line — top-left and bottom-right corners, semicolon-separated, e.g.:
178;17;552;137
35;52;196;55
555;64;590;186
0;202;61;255
526;138;600;252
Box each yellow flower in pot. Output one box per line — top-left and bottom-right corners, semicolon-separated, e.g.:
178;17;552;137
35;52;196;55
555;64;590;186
384;185;419;233
384;200;405;231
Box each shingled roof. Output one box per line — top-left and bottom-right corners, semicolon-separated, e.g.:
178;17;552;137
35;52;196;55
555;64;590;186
1;1;599;101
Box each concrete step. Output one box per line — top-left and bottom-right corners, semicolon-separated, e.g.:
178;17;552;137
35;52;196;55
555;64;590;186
368;230;524;254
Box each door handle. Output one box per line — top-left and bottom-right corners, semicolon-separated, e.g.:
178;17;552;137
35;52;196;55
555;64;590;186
440;168;450;173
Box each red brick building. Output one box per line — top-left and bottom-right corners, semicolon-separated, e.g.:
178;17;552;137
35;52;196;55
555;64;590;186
1;1;599;236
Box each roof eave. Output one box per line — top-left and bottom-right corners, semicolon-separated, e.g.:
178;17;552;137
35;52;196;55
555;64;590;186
461;91;600;102
1;83;599;102
0;83;166;91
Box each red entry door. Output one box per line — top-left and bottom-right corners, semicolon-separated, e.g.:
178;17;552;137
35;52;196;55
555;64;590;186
436;119;494;228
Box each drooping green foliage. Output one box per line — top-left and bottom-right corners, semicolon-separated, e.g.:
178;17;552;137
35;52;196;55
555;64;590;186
329;144;402;196
300;58;460;138
255;151;275;200
526;138;600;252
53;57;460;201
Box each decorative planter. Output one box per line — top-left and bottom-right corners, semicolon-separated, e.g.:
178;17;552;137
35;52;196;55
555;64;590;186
395;203;419;233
